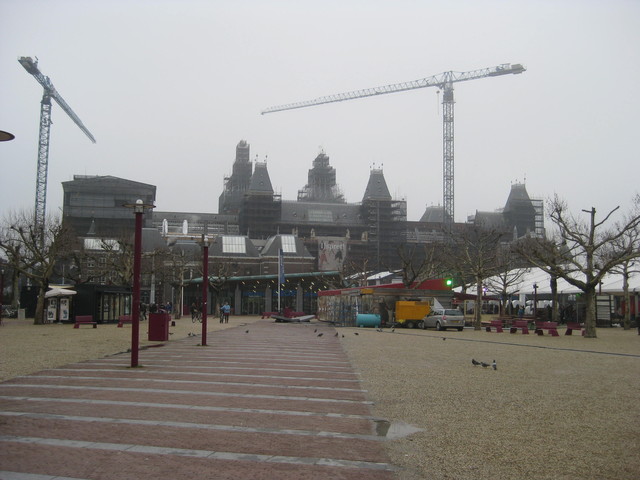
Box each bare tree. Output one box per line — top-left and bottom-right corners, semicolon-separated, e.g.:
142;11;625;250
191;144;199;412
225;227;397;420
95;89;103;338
207;260;232;315
341;257;371;288
484;245;530;316
443;224;505;330
0;210;75;324
161;249;191;319
395;243;443;288
515;195;640;338
606;213;640;330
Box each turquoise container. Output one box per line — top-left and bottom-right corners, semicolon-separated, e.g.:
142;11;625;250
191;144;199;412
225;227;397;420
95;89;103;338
356;313;381;328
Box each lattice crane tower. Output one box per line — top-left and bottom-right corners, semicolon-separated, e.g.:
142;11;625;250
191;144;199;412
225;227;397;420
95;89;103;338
18;56;96;243
261;63;525;227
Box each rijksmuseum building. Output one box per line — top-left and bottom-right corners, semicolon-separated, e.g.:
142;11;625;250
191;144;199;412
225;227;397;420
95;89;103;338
57;140;544;320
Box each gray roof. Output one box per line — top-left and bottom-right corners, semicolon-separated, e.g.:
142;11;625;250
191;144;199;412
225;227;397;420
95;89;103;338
141;228;169;252
248;162;274;194
153;211;236;223
280;200;363;226
503;183;535;215
473;211;506;230
62;175;155;193
419;206;452;224
362;169;391;201
261;234;314;259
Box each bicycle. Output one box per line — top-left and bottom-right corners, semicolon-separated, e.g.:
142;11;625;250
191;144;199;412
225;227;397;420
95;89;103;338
191;310;202;323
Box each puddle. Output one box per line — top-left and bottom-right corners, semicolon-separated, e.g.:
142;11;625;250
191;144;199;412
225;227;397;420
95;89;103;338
374;419;423;439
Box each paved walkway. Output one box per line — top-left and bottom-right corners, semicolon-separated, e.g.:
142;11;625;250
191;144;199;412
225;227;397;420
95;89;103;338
0;320;396;480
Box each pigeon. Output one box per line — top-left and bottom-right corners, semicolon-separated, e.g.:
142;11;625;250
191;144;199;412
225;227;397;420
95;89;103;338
334;332;339;337
472;359;480;366
442;337;446;341
342;334;345;338
354;332;359;335
481;362;490;368
245;330;249;333
492;360;497;370
314;329;317;333
317;333;323;337
391;328;395;333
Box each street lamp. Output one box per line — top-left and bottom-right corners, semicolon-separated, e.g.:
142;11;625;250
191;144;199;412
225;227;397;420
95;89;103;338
197;233;212;346
124;199;155;367
533;283;538;319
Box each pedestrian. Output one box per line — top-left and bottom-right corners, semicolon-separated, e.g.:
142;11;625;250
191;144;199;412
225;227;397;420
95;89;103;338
221;301;231;323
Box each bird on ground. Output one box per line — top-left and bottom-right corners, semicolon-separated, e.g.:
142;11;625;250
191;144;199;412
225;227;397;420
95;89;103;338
391;328;395;333
314;329;317;333
492;360;497;370
471;359;481;366
342;334;345;338
354;332;359;335
442;337;446;341
481;362;490;368
334;332;339;337
317;333;323;337
245;330;249;333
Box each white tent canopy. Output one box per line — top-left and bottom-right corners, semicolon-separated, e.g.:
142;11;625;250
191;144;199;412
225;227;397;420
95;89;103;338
464;267;640;297
45;287;77;298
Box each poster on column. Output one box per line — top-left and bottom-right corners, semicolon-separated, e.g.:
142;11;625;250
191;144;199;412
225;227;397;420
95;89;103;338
59;298;70;321
317;237;347;272
47;298;57;322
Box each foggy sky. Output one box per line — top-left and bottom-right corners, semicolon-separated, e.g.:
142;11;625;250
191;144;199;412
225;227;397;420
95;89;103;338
1;0;639;225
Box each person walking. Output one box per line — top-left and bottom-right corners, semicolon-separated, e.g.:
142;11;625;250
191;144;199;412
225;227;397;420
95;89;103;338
221;302;231;324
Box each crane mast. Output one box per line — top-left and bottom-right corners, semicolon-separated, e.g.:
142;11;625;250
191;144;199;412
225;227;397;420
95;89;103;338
262;63;525;226
18;56;96;243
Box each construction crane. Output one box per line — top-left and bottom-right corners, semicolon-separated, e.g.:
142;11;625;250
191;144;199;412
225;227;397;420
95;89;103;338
261;63;525;227
18;56;96;243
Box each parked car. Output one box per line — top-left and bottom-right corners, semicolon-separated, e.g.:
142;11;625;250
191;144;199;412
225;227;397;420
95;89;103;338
422;308;465;331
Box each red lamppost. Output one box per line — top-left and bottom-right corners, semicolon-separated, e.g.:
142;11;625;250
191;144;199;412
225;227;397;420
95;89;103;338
198;234;212;346
0;267;4;324
125;199;154;367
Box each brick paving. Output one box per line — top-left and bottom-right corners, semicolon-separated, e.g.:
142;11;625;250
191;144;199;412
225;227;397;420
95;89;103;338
0;320;397;480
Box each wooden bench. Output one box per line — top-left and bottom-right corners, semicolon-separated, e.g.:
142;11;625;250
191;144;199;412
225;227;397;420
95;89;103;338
485;320;504;333
565;322;585;336
509;319;530;334
74;315;97;328
117;315;132;327
535;321;559;336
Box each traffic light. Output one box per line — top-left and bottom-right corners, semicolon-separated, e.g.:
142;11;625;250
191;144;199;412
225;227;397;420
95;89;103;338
445;278;453;287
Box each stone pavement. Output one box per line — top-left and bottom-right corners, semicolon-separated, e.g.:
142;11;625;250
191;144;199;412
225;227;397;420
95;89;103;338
0;319;397;480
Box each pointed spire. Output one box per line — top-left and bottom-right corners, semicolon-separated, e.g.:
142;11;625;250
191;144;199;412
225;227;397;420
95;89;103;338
362;167;391;201
249;161;274;194
86;218;96;236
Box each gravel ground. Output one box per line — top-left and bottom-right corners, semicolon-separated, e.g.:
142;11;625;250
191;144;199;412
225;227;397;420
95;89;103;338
1;316;639;479
341;325;640;480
